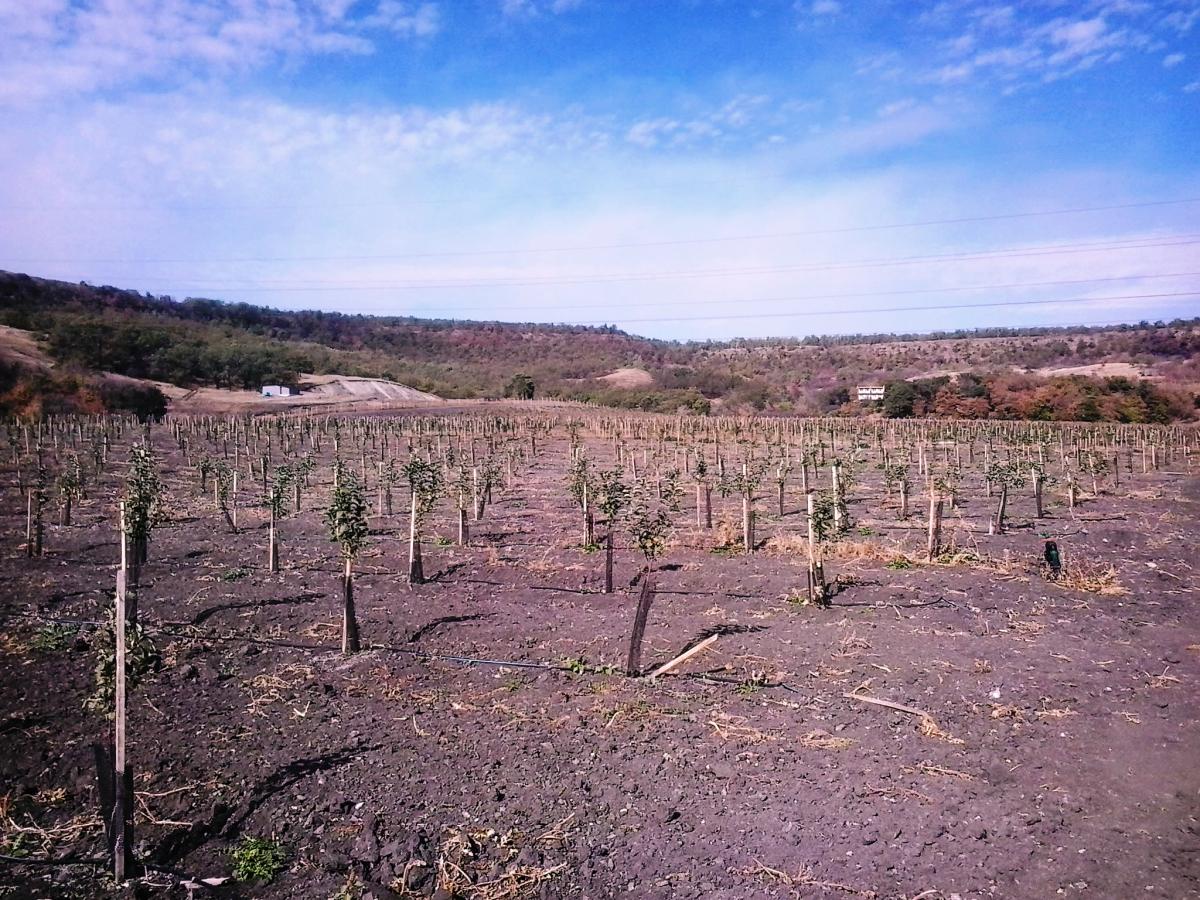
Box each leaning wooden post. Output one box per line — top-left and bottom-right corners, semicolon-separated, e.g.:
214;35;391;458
990;484;1008;535
926;493;944;562
625;569;656;676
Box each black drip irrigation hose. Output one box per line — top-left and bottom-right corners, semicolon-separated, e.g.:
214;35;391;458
3;611;822;692
4;611;570;673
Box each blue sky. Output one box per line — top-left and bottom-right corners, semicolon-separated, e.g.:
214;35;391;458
0;0;1198;341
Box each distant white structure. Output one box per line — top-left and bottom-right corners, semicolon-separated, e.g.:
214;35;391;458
261;385;296;398
857;385;885;402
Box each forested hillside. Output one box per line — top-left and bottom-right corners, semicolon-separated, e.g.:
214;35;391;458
1;270;1197;421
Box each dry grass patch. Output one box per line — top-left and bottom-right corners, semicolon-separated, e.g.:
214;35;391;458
1051;562;1125;595
394;825;567;900
908;762;974;781
708;712;778;744
799;729;855;751
732;860;878;898
765;533;909;567
1146;667;1181;689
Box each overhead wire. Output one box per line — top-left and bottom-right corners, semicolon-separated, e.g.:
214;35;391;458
4;195;1199;260
40;234;1200;292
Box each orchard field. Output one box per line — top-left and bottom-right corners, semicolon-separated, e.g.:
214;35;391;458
1;409;1198;899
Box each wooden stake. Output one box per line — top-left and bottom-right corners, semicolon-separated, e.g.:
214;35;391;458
408;490;424;585
625;570;656;676
342;557;359;654
926;494;943;562
112;512;132;881
603;530;615;594
268;507;279;573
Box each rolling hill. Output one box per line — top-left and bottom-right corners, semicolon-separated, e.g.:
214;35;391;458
0;270;1197;422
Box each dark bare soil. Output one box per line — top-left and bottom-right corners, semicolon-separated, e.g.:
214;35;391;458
1;423;1198;900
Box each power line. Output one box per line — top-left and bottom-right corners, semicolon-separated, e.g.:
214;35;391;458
128;270;1200;315
522;291;1200;326
4;196;1199;263
51;234;1200;293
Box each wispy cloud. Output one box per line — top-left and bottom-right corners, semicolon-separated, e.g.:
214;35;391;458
0;0;440;107
912;0;1197;90
500;0;583;18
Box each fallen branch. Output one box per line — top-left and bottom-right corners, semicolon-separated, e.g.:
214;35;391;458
647;634;719;680
843;691;964;743
842;692;931;720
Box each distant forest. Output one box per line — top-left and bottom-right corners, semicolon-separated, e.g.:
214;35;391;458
0;270;1197;422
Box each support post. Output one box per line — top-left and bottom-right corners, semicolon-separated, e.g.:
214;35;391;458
926;494;943;562
342;557;360;653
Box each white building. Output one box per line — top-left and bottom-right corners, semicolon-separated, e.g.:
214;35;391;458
856;385;885;402
261;385;296;397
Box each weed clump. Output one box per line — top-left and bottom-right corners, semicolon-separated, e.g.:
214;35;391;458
230;836;288;884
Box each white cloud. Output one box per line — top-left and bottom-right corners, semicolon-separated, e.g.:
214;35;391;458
0;0;440;107
361;1;440;37
909;1;1196;91
1162;51;1185;67
0;91;1196;341
500;0;583;18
